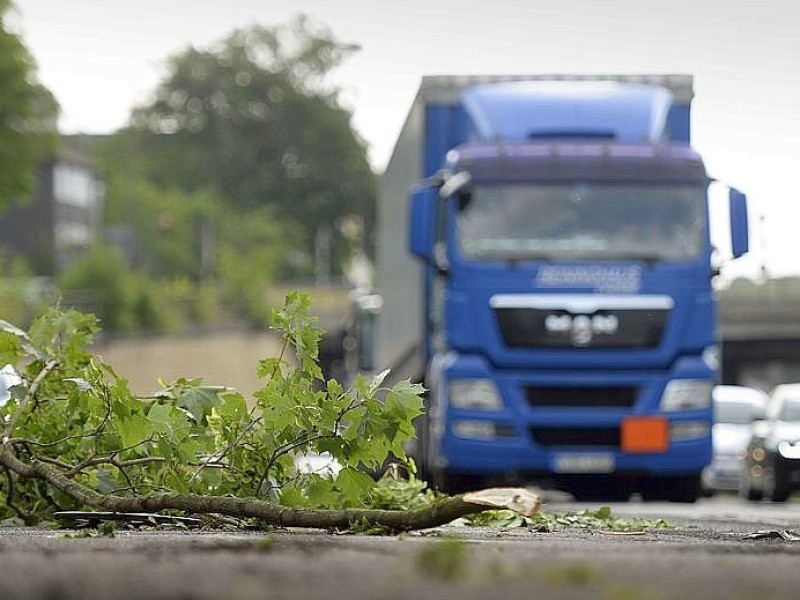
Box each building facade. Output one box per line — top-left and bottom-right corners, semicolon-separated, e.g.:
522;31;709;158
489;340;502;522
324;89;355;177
0;138;104;275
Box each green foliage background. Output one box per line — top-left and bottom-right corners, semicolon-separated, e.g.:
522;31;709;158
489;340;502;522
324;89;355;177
0;0;59;211
2;9;375;334
74;14;377;332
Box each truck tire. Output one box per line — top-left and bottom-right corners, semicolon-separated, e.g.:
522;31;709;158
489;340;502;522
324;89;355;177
665;474;701;503
569;476;631;502
642;475;701;503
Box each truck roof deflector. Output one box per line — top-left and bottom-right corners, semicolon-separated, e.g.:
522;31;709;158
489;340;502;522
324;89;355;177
461;81;673;144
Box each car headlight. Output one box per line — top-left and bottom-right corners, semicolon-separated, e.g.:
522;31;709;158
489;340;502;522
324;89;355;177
449;379;503;411
778;441;800;460
659;379;713;411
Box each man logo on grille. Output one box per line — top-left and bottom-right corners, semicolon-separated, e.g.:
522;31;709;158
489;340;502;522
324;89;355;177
544;314;620;347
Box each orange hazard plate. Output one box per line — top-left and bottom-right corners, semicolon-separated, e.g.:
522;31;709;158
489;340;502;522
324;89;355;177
621;416;669;453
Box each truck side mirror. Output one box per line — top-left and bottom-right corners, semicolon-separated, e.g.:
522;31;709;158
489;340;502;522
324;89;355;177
409;186;439;261
729;189;749;258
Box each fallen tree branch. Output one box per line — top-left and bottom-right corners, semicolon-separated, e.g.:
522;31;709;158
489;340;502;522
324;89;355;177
0;298;542;533
0;445;539;531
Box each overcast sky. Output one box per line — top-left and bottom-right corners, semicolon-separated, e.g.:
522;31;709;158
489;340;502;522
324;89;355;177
11;0;800;279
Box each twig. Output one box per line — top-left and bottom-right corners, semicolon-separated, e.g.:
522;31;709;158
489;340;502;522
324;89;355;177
4;383;112;450
32;455;74;470
188;415;263;482
7;431;103;448
1;465;34;525
66;455;166;478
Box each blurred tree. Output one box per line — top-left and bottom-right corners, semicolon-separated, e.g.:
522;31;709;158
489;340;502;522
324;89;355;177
0;0;59;211
57;243;179;334
122;14;375;276
97;137;299;326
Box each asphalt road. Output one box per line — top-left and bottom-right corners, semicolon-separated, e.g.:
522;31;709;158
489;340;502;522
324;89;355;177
1;495;799;600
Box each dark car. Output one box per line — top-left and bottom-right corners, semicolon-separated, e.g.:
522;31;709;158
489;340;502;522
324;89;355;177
740;383;800;502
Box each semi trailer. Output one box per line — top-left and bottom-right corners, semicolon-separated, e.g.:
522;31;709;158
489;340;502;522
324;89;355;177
359;75;750;501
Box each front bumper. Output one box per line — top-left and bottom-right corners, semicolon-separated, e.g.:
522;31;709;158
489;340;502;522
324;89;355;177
430;352;713;478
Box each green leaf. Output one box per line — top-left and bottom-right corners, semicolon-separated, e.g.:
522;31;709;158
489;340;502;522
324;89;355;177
175;386;224;424
147;402;191;442
591;506;613;520
177;438;201;463
259;388;296;431
0;330;25;366
335;467;375;504
369;369;391;394
257;357;283;380
63;378;96;395
305;474;336;507
167;470;191;494
217;392;249;421
279;484;308;507
116;413;151;449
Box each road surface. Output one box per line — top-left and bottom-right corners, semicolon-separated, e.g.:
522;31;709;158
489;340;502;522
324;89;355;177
1;495;799;599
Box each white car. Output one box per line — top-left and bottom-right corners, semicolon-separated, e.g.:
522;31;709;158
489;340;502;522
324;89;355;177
0;364;22;407
702;385;768;493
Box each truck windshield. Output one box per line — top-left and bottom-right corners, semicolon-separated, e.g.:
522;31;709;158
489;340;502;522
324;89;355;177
455;183;706;262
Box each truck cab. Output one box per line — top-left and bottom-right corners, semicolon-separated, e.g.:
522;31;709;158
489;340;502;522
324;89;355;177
371;76;749;501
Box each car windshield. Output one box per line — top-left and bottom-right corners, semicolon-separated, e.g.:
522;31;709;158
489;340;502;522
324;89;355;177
778;397;800;422
455;183;706;262
716;400;764;425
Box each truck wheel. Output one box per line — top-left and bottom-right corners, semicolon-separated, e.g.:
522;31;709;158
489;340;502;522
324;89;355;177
664;474;701;503
642;475;701;503
569;476;631;502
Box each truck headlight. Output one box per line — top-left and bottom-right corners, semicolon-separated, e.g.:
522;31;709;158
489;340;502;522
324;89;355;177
451;420;517;440
452;420;498;440
659;379;713;412
449;379;502;411
670;420;710;441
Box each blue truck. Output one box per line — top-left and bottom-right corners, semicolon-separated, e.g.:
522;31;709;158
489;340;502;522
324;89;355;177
363;74;750;502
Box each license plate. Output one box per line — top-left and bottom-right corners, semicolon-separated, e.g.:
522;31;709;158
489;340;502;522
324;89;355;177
552;453;615;474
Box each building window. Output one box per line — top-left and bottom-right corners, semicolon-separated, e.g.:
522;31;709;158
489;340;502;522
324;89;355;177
53;163;101;209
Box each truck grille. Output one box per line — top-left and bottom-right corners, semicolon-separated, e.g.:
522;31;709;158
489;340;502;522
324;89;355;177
494;307;668;349
524;386;638;408
530;427;620;447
